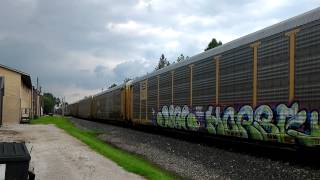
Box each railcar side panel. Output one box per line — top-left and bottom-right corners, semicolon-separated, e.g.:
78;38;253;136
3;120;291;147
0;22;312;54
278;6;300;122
159;72;172;107
257;31;289;105
295;19;320;109
173;66;190;107
147;76;157;124
91;88;124;121
132;83;140;122
220;45;253;108
149;17;320;147
192;57;216;107
77;97;92;119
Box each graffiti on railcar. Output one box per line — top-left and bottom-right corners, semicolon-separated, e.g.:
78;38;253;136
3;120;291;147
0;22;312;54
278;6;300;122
151;102;320;146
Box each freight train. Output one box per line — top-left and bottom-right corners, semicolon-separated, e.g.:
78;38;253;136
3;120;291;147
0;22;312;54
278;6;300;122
67;8;320;148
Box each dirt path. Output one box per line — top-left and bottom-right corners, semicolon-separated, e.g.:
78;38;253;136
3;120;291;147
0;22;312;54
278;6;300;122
0;124;144;180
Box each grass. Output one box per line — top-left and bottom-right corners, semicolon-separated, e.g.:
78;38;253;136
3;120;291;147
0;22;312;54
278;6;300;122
31;116;178;180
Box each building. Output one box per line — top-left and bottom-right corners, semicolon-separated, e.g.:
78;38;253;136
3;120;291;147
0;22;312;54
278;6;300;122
32;86;43;119
0;64;32;125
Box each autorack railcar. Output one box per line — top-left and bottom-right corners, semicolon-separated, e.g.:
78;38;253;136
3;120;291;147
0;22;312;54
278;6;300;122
69;8;320;148
77;96;93;119
91;83;127;122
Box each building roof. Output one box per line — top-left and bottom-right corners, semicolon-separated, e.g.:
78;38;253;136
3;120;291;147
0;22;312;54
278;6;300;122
0;64;32;89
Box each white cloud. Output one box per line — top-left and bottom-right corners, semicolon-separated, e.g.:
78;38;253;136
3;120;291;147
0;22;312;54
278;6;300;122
65;51;125;70
176;14;222;27
245;0;290;17
46;83;100;103
106;20;181;38
135;0;153;10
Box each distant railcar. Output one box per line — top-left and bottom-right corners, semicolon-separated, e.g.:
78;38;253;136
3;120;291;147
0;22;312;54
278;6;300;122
77;97;93;119
69;102;79;117
91;84;126;122
69;8;320;148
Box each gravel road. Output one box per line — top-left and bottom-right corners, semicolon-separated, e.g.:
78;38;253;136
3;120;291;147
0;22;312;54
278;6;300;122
0;124;144;180
69;117;320;180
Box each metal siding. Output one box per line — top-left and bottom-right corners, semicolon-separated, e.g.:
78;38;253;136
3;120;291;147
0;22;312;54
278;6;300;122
159;72;171;106
296;19;320;109
133;82;140;119
94;92;108;120
91;88;122;121
220;46;253;108
258;31;289;105
147;77;157;120
112;89;122;120
192;57;216;107
173;66;190;106
78;97;92;119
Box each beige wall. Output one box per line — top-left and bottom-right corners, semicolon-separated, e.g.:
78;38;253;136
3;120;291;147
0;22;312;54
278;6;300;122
21;81;32;118
0;67;32;124
21;82;31;109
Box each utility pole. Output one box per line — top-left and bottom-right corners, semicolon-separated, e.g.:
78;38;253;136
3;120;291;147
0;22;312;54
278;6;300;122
62;97;65;116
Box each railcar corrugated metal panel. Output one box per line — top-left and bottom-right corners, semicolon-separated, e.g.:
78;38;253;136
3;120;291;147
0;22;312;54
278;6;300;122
295;19;320;109
140;99;146;120
147;76;157;120
132;8;320;84
257;31;289;105
68;103;77;116
159;72;172;107
192;57;216;107
77;97;92;119
133;82;140;120
112;89;122;120
92;88;123;121
93;92;108;119
220;45;253;108
173;66;190;106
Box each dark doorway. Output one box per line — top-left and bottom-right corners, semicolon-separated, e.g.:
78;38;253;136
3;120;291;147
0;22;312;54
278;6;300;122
0;77;4;126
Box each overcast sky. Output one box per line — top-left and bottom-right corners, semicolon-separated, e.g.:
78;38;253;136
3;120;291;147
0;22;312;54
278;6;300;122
0;0;319;103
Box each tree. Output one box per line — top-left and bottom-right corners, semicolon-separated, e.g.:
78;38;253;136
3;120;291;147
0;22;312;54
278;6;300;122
54;97;61;107
155;54;170;70
177;54;185;62
123;78;132;83
108;83;117;89
205;38;222;51
43;93;55;114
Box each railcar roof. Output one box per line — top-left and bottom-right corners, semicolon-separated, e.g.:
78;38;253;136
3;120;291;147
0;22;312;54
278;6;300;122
93;83;125;97
132;7;320;83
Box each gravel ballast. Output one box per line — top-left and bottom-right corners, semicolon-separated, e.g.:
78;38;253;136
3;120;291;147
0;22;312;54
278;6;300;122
69;117;320;180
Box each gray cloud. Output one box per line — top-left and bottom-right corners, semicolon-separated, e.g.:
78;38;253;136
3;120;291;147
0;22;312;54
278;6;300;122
0;0;318;102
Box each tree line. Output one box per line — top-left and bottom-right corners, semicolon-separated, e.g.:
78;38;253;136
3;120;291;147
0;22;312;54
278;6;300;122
43;93;67;114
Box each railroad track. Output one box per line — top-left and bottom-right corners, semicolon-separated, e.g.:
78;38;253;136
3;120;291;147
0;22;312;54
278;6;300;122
69;116;320;180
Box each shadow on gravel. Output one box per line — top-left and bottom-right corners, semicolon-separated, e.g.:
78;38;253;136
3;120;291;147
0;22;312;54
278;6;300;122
133;125;320;170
